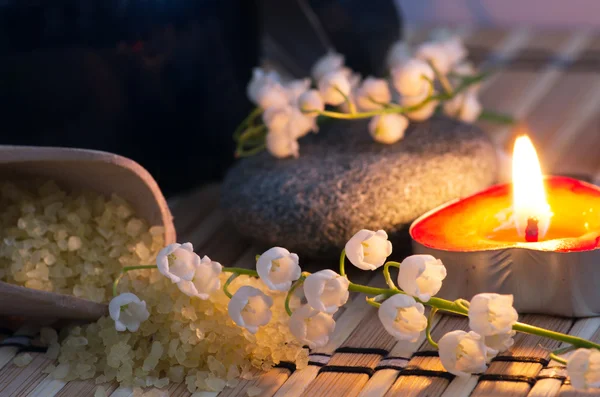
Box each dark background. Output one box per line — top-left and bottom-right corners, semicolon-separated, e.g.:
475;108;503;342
0;0;400;197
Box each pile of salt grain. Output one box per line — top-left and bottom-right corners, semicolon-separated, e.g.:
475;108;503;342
0;180;309;392
0;180;164;302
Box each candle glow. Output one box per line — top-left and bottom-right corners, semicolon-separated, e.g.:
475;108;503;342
511;136;553;241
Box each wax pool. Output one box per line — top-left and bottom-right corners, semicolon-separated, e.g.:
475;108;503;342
411;176;600;252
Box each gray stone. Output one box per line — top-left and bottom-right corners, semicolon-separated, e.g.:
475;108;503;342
222;117;498;258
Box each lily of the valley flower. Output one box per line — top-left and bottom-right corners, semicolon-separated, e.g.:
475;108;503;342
228;286;273;334
263;106;291;132
288;108;318;139
247;68;281;104
176;256;222;300
402;97;438;122
468;293;518;336
415;41;452;75
443;92;482;123
378;294;427;342
285;79;311;105
441;36;468;68
312;52;345;82
567;348;600;390
345;229;393;271
304;269;349;314
391;59;435;98
368;113;409;144
266;131;299;159
397;254;447;302
438;330;495;377
356;77;392;111
289;304;336;349
256;247;301;291
156;243;199;284
109;293;150;332
318;70;352;106
256;83;289;110
298;90;325;116
483;331;516;354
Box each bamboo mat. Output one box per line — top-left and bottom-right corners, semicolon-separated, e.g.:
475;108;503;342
3;25;600;396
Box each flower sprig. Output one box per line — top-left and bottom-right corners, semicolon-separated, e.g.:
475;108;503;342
235;34;513;159
110;232;600;390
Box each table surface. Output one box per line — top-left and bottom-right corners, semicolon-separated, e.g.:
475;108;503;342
3;25;600;397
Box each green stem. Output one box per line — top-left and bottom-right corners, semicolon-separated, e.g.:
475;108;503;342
549;353;568;365
339;249;346;277
222;267;259;277
428;61;453;95
478;110;515;125
223;273;240;299
383;261;401;290
426;308;439;349
233;107;263;141
334;86;356;114
113;265;157;297
513;322;600;351
235;125;267;157
348;283;391;296
285;273;308;316
365;296;381;308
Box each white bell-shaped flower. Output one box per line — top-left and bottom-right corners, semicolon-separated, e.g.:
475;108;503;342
247;68;281;104
289;304;336;349
415;41;452;75
356;77;392;111
304;269;349;314
318;70;352;106
228;286;273;334
469;293;519;336
344;229;393;271
397;255;447;302
109;293;150;332
298;89;325;116
289;108;318;139
368;114;408;144
567;348;600;390
256;247;301;291
378;294;427;342
285;78;311;105
402;97;438;122
438;330;496;377
156;242;199;284
392;58;435;98
176;255;222;300
256;82;289;110
443;92;482;123
441;36;468;68
263;105;292;132
312;52;345;81
483;331;516;354
266;131;299;159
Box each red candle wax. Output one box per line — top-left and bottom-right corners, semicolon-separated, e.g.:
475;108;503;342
411;176;600;253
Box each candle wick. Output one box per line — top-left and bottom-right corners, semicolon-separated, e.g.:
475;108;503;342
525;217;539;242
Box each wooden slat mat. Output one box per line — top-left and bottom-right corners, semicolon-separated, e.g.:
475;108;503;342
3;26;600;396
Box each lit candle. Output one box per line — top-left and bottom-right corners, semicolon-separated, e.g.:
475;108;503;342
410;135;600;316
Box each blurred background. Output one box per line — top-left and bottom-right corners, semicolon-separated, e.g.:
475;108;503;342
2;0;600;197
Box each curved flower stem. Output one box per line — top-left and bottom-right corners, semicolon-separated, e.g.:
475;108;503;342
223;273;240;299
339;249;346;277
366;296;382;308
454;298;470;312
478;110;515;125
235;125;267;157
426;308;439;349
285;273;309;316
113;265;157;297
221;267;259;277
428;61;453;96
234;107;263;141
513;322;600;351
383;261;401;290
549;353;568;365
334;86;356;114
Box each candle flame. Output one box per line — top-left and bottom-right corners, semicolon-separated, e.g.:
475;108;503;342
512;135;552;239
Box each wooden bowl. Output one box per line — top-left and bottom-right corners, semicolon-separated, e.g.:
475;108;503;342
0;146;175;321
